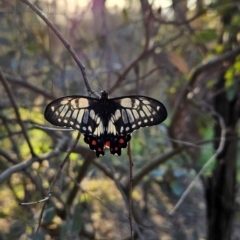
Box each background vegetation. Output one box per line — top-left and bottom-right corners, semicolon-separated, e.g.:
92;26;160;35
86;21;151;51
0;0;240;239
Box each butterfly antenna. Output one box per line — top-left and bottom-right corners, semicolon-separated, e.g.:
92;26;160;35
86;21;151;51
108;76;126;95
91;80;103;94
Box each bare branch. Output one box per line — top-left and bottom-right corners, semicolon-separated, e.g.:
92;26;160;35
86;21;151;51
170;46;240;131
20;0;98;97
0;136;68;183
0;68;35;156
169;108;226;214
4;73;56;100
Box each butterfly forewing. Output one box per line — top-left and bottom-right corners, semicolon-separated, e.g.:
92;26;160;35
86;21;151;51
44;96;101;135
109;96;167;135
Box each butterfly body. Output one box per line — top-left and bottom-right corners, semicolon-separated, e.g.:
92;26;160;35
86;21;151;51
44;91;167;157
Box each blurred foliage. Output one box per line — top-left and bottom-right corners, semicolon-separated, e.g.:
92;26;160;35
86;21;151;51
0;0;240;239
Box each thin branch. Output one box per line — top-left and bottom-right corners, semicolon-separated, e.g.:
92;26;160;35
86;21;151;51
92;160;115;180
150;7;207;26
20;0;98;97
169;108;226;214
109;31;183;93
20;133;80;237
4;73;56;100
49;132;80;193
107;163;144;240
0;149;17;165
109;47;156;92
0;136;68;183
0;68;35;156
132;148;183;188
127;142;133;240
170;46;240;130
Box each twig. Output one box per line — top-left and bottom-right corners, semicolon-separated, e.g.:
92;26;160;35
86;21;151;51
49;132;81;193
0;135;68;183
132;148;183;188
107;163;144;240
20;0;98;97
0;68;35;156
170;46;240;130
127;142;134;240
20;132;80;237
109;30;183;93
150;6;207;26
34;200;48;239
169;109;226;214
109;47;155;93
4;73;56;100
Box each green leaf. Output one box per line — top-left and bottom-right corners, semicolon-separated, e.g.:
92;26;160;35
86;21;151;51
60;220;72;240
43;207;55;224
72;204;83;232
192;29;218;43
226;82;237;102
29;231;45;240
26;41;40;53
234;61;240;72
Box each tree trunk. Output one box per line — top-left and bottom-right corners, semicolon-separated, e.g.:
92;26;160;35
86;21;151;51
204;73;239;240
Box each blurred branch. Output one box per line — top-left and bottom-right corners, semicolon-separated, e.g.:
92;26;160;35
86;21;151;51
132;148;183;188
110;30;183;93
170;46;240;132
0;135;68;183
127;142;134;239
20;0;98;97
0;149;45;195
34;132;81;236
150;6;207;25
2;116;22;160
130;131;231;189
66;153;94;207
0;149;17;165
170;107;226;214
4;73;56;100
0;68;35;156
109;47;155;92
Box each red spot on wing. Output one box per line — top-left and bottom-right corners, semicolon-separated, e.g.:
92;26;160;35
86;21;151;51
91;140;97;145
119;138;124;144
104;141;110;148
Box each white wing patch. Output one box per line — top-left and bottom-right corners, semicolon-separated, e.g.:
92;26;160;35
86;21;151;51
71;98;89;108
78;109;85;124
114;109;121;120
107;120;117;134
119;98;140;108
60;98;72;105
93;121;104;136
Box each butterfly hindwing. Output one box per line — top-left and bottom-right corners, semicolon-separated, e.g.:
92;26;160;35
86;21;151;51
84;134;131;156
108;134;131;155
84;135;105;157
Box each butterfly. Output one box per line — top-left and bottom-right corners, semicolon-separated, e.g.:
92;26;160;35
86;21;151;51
44;91;167;157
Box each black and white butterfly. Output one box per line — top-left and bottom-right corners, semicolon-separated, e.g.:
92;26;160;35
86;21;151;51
44;91;167;157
